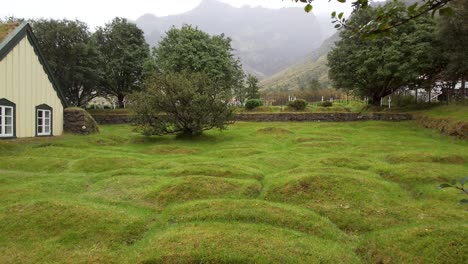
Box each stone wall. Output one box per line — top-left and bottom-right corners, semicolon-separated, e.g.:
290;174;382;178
92;114;131;125
90;112;412;125
64;108;99;134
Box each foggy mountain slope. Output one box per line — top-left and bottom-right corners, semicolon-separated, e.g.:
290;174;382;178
135;0;335;79
261;32;340;91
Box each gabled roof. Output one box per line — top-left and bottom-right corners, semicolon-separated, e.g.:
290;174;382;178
0;22;68;107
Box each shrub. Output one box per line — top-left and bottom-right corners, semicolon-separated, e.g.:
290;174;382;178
288;99;308;111
245;99;263;110
131;72;234;137
321;101;333;107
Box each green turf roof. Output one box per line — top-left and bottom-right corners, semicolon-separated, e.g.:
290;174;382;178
0;23;19;44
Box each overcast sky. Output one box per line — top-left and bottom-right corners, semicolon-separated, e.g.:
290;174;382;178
1;0;355;29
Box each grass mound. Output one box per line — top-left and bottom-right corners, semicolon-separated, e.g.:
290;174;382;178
130;222;360;264
0;156;69;172
0;200;147;263
386;152;466;165
256;127;293;135
159;199;347;241
146;176;261;208
164;162;264;180
263;169;412;233
357;223;468;263
143;147;200;155
1;122;467;262
72;157;148;173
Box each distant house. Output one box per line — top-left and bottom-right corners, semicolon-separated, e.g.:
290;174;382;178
0;22;67;139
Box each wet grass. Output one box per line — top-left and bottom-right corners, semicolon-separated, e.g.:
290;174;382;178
0;121;467;263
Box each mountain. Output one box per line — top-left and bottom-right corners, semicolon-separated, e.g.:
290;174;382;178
135;0;336;79
260;32;339;91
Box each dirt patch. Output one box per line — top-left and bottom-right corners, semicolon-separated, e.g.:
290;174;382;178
256;127;293;135
144;147;199;155
416;115;468;139
296;136;343;143
386;153;466;165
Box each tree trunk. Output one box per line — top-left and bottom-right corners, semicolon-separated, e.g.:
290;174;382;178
462;77;466;97
117;94;125;108
415;88;418;103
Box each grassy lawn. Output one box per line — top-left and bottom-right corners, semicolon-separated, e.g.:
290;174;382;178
0;121;467;263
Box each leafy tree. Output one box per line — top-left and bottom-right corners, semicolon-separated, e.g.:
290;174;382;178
94;18;149;107
133;25;243;136
131;72;234;136
435;0;468;97
246;74;260;99
151;25;243;92
327;2;438;104
32;19;102;107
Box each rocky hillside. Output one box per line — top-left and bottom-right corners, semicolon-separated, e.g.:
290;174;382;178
261;32;339;91
135;0;335;79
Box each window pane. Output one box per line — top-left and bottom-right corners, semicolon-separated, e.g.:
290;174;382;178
5;117;12;125
38;110;43;118
5;107;12;116
5;126;12;135
45;111;50;119
38;126;43;134
45;126;50;134
38;118;43;126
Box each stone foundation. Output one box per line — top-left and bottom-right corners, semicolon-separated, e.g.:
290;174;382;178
64;108;99;134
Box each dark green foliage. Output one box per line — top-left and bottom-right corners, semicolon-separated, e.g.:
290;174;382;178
328;2;438;105
321;101;333;107
435;0;468;91
245;99;263;110
149;25;243;94
288;99;308;111
297;0;454;34
246;74;260;100
94;18;149;107
133;25;243;136
439;176;468;204
131;72;234;136
32;19;102;107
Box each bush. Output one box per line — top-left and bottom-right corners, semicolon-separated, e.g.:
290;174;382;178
321;101;333;107
288;99;308;111
245;99;263;110
131;72;234;136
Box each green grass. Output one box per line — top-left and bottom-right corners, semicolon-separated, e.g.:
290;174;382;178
0;121;467;263
412;102;468;122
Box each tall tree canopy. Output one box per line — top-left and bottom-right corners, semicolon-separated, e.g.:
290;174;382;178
435;0;468;91
246;74;260;100
132;25;244;136
151;25;243;92
32;19;102;107
94;18;149;107
327;2;438;104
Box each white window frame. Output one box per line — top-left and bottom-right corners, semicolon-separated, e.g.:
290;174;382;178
0;105;14;138
37;109;52;136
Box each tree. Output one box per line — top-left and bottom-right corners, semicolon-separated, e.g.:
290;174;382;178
151;25;243;91
94;18;149;107
246;74;260;99
294;0;454;34
131;72;234;136
327;2;438;104
32;19;102;107
132;25;243;136
435;0;468;98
